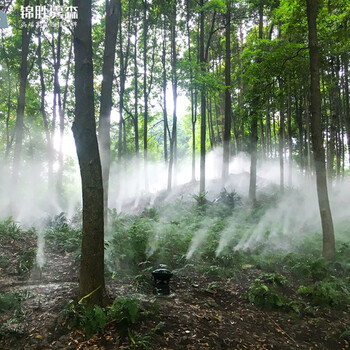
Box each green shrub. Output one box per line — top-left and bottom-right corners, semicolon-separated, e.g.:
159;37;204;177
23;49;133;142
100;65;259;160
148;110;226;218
45;222;81;253
297;278;350;309
17;249;36;276
64;301;106;339
0;217;21;239
0;292;22;313
247;273;289;310
107;215;152;272
0;254;10;268
108;296;142;326
216;188;240;208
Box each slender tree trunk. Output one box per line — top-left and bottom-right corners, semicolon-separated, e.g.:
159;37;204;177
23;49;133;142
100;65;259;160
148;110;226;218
296;92;304;170
134;25;139;160
57;37;73;197
287;95;293;186
98;0;119;224
306;0;335;259
1;34;13;159
222;8;231;182
162;17;168;163
305;92;312;175
187;0;196;182
342;52;350;165
207;98;214;150
249;3;263;204
117;1;131;172
38;31;53;191
73;0;107;305
55;1;64;198
12;0;31;215
168;2;178;191
143;0;149;191
199;0;206;193
279;99;285;194
260;119;265;159
266;107;271;157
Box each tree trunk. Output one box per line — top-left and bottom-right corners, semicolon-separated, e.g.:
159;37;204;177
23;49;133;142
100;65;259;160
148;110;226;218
143;0;149;191
162;17;168;164
199;0;206;193
98;0;120;224
38;31;54;192
168;2;178;191
73;0;107;305
117;1;131;174
279;98;285;193
12;0;31;215
306;0;335;259
342;52;350;165
222;8;231;182
287;95;293;186
134;25;139;160
249;3;263;204
55;1;64;199
57;37;73;197
186;0;196;182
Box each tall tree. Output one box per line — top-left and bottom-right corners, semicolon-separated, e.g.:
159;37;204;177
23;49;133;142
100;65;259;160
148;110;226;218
11;0;32;214
143;0;149;190
73;0;107;305
306;0;335;259
222;5;231;182
167;0;178;191
199;0;206;193
248;2;263;205
98;0;120;223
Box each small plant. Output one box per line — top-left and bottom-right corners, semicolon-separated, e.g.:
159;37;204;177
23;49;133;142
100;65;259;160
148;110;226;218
63;300;106;339
134;274;153;293
128;330;152;350
0;217;22;239
340;329;350;341
297;278;350;309
192;191;208;207
0;292;22;313
108;296;142;326
247;273;289;310
142;207;158;220
45;221;81;253
216;188;240;207
16;249;36;276
0;254;10;268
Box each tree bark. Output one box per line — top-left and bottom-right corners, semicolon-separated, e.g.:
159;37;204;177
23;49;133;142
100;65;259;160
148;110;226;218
98;0;120;224
186;0;196;182
222;8;231;182
12;0;32;215
279;80;285;193
162;17;168;164
199;0;206;193
306;0;335;259
249;3;263;204
143;0;149;191
342;52;350;164
73;0;107;305
38;30;54;192
168;2;178;191
134;24;139;160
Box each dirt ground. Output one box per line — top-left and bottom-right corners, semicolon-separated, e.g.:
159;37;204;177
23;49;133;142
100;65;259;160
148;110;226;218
1;237;350;349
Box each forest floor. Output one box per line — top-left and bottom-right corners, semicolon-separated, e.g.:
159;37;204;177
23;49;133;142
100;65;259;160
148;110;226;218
0;231;350;350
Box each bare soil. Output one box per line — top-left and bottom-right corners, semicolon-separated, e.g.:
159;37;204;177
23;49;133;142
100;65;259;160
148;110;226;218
0;236;350;349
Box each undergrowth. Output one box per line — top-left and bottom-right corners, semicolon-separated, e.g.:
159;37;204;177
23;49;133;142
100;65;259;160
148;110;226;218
63;295;157;344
